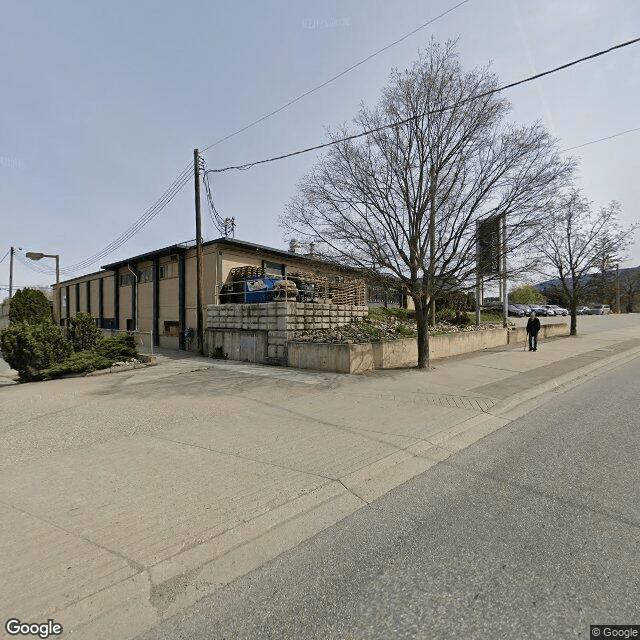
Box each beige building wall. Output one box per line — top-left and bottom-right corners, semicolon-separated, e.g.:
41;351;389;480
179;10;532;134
78;281;88;315
103;274;115;320
90;280;100;316
158;256;180;349
117;268;133;329
68;284;78;317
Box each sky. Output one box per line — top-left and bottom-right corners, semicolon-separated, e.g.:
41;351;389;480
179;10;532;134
2;0;639;294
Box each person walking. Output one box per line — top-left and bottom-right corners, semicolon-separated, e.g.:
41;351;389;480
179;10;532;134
526;311;541;351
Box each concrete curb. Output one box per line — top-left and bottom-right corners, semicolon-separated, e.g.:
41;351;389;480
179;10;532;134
489;343;640;421
84;356;157;377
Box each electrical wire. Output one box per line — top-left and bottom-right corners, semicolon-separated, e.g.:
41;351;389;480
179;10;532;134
0;249;10;265
64;163;194;272
207;37;640;174
19;163;195;277
200;0;470;153
202;163;237;237
560;126;640;152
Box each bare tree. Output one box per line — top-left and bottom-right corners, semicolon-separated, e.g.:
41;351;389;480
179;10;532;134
281;40;575;368
532;190;637;334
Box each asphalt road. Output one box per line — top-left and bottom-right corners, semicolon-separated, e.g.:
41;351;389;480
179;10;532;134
136;354;640;640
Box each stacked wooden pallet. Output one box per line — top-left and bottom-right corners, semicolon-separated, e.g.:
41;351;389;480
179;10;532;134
229;265;266;280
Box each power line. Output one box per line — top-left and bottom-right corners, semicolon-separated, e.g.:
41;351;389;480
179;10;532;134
200;0;470;153
0;249;10;265
561;126;640;152
19;163;194;277
63;163;194;273
208;37;640;174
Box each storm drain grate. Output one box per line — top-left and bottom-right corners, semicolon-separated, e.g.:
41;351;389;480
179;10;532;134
421;394;495;411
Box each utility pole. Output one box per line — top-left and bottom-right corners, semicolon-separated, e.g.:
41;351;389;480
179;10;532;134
194;148;204;355
9;246;15;300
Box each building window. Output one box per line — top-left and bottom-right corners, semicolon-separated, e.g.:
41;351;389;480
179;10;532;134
263;260;285;276
138;267;153;283
119;274;133;287
159;263;177;279
163;320;180;336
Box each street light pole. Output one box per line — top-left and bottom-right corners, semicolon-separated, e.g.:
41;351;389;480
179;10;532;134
25;252;60;325
9;246;15;300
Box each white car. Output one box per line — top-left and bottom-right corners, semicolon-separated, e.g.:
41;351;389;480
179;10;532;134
589;304;611;315
549;305;568;316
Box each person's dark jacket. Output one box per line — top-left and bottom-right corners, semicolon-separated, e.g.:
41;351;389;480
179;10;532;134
526;317;541;335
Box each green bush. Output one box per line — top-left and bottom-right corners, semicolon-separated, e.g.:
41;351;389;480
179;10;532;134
361;323;384;341
9;288;52;324
41;351;113;379
0;320;72;381
96;333;138;361
436;308;456;323
68;313;103;352
451;310;471;326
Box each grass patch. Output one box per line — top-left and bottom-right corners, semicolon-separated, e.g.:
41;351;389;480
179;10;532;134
395;323;417;338
361;323;385;341
470;311;504;323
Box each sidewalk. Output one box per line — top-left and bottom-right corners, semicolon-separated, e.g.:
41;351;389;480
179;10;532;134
1;318;639;639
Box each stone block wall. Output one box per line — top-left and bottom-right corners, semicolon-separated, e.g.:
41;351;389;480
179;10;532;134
206;301;367;363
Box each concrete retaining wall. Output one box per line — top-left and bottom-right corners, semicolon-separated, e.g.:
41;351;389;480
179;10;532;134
205;303;569;372
206;301;367;364
508;322;569;344
287;342;375;374
204;329;268;363
289;322;569;373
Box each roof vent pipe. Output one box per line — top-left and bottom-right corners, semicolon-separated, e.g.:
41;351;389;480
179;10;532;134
289;239;301;254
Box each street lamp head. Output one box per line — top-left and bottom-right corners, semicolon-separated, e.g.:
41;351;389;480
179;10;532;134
25;252;45;260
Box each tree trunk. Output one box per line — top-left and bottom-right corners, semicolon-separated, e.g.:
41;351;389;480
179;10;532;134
570;299;578;336
415;299;430;369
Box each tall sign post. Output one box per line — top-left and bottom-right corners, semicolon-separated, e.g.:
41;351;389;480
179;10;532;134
476;214;506;326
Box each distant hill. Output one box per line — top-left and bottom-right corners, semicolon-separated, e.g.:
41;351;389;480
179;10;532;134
535;265;640;292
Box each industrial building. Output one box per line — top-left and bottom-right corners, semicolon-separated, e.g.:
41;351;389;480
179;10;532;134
54;237;405;351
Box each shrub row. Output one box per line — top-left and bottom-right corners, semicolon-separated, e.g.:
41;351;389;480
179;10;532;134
0;290;139;382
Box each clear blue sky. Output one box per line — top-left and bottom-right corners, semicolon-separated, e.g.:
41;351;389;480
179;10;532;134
2;0;639;292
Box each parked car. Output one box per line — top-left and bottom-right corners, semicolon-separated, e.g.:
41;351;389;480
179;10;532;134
529;305;548;316
576;306;591;315
589;304;611;315
538;305;556;316
549;305;568;316
513;303;532;315
508;304;524;317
